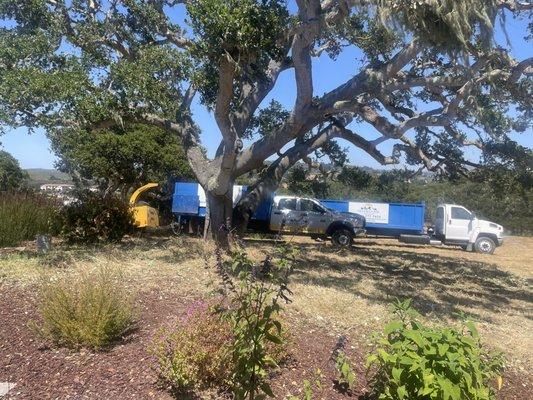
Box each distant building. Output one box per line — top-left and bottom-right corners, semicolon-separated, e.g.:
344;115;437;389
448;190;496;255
39;183;75;193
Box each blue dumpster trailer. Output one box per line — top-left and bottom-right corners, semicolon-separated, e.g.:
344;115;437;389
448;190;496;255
172;182;425;238
320;200;425;237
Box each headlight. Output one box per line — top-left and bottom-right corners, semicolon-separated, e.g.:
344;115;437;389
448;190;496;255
489;223;498;229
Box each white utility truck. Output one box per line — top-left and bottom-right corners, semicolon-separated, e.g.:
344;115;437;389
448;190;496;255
400;204;504;254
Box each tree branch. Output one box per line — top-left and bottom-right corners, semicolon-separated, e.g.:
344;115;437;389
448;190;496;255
333;123;398;165
214;54;236;140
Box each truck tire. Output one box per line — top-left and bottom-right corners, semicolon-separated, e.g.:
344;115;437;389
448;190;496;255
474;236;495;254
331;229;353;247
170;221;182;236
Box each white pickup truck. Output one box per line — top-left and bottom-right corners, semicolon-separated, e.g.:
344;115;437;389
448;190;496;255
400;204;504;254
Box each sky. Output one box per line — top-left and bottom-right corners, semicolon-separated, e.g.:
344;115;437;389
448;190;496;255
1;4;532;170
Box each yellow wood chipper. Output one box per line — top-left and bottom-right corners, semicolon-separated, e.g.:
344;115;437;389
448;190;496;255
129;183;160;228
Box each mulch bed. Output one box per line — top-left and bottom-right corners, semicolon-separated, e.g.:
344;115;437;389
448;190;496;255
0;285;530;399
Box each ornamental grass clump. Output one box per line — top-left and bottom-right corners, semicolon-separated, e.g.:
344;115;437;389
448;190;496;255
37;266;136;349
367;299;504;400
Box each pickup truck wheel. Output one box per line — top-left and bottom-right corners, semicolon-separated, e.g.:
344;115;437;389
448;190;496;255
331;229;353;247
474;237;495;254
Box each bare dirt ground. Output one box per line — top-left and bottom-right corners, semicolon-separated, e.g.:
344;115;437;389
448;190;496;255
0;235;531;399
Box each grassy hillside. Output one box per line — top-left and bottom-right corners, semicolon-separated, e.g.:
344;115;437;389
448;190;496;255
25;168;72;186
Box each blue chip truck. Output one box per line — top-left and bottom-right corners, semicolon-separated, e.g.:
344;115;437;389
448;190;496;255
171;182;504;253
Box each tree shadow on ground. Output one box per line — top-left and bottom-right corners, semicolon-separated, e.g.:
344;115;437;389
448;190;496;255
252;240;532;322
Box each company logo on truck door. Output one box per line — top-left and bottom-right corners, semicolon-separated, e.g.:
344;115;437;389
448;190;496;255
348;202;390;224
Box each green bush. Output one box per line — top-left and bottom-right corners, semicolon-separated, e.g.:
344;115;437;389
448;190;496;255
55;190;134;244
151;301;234;393
36;266;136;349
0;191;58;247
367;299;504;400
220;244;294;399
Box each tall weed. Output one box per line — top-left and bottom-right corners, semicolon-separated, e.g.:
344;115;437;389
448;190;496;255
0;191;58;247
216;240;295;400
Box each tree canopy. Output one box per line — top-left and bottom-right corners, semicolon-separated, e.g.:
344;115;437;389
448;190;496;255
0;150;29;191
0;0;531;242
49;123;193;197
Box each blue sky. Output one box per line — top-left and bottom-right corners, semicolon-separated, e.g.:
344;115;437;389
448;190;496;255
1;5;532;169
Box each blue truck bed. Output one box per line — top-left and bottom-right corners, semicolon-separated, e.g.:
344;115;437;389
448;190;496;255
172;182;425;237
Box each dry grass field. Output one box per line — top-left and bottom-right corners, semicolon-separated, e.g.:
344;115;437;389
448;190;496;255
0;235;531;399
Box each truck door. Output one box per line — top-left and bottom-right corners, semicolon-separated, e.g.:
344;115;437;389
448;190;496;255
446;206;473;242
270;197;298;233
299;199;329;234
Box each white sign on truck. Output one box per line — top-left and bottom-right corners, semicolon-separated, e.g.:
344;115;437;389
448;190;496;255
348;202;390;224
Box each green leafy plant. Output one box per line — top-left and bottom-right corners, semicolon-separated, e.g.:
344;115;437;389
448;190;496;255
336;351;357;391
216;241;294;400
367;299;504;400
151;300;234;394
36;266;135;349
331;335;357;393
55;190;134;244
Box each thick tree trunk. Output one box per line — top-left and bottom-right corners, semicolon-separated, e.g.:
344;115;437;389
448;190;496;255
204;190;233;247
234;177;279;235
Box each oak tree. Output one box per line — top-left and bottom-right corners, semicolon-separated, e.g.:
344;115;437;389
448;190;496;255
49;123;193;198
0;150;29;191
1;0;532;244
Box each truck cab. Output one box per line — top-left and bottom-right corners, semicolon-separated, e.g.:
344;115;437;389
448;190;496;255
435;204;504;254
270;195;366;246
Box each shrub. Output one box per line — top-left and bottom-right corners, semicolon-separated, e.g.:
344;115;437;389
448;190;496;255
0;191;58;247
152;298;291;396
55;190;134;244
367;299;504;400
218;243;294;399
151;301;234;393
152;241;294;399
36;266;136;349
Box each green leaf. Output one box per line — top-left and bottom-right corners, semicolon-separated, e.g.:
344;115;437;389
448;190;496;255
392;367;402;382
366;354;378;367
397;385;407;400
404;330;425;348
438;343;450;356
384;321;403;335
261;382;274;397
265;332;282;344
465;321;479;338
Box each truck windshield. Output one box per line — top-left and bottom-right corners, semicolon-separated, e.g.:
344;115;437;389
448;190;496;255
300;199;326;213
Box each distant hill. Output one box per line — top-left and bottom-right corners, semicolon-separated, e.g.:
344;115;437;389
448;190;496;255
25;168;72;186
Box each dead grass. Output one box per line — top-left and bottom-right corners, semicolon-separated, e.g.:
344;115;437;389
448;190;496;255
1;234;531;372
